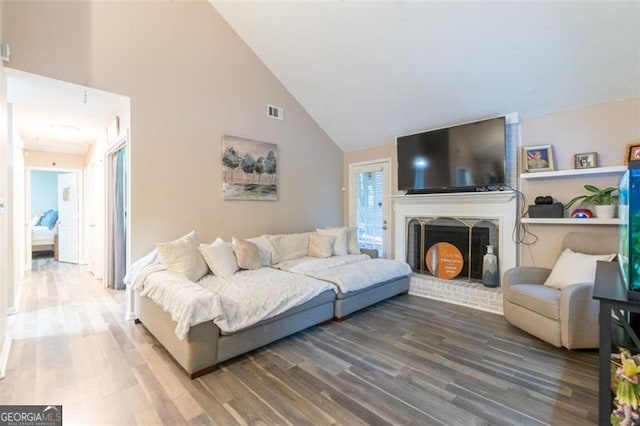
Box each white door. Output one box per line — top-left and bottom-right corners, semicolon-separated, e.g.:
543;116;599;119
349;160;391;258
57;172;79;263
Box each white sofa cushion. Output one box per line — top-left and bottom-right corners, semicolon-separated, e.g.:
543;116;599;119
246;236;272;266
199;238;238;277
543;248;615;290
156;231;208;282
316;227;349;256
267;233;310;264
308;233;336;258
347;227;361;255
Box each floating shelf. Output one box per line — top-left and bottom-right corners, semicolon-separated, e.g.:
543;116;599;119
521;218;620;225
520;165;627;180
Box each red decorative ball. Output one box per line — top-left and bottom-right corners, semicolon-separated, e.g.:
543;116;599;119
571;208;593;219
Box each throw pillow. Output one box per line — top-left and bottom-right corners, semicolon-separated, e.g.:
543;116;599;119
543;248;616;290
39;209;59;230
156;231;209;282
347;227;361;254
247;236;272;266
316;227;349;256
232;237;261;270
199;238;239;277
266;233;310;264
308;233;336;258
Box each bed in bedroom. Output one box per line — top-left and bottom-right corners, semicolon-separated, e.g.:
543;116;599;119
31;209;58;257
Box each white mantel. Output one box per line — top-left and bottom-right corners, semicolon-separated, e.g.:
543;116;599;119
391;191;519;280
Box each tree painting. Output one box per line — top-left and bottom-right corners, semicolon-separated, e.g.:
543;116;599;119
222;135;278;200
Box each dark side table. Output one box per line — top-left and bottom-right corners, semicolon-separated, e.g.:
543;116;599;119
593;261;640;425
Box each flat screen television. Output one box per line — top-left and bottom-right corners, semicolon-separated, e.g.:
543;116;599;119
397;116;507;194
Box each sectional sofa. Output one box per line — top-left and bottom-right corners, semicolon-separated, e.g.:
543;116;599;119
126;229;411;378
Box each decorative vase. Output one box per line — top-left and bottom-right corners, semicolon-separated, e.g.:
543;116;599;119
594;204;617;219
482;245;499;288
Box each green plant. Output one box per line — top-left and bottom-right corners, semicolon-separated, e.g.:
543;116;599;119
564;185;619;210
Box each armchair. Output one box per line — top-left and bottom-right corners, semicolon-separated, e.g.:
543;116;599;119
503;231;618;349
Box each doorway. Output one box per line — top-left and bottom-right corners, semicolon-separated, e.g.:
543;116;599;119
26;168;81;265
349;159;391;258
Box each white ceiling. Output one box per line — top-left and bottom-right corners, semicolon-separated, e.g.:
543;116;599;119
7;69;129;155
212;1;640;152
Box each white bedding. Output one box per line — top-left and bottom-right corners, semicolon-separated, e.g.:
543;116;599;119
130;262;336;340
276;254;370;274
32;225;57;246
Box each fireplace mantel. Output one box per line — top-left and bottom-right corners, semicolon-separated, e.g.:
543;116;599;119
392;190;519;280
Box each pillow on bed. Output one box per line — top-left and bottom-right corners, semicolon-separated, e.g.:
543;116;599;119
31;214;42;227
200;238;238;277
39;209;58;230
316;227;348;256
232;237;261;270
347;227;361;254
156;231;209;282
308;233;335;258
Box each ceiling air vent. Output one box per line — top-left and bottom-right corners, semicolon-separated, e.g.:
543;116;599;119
267;104;284;120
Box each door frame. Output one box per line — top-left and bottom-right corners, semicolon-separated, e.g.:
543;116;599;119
104;131;133;318
24;166;83;268
348;158;392;258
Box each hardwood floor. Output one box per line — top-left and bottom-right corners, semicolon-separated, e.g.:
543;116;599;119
1;258;598;425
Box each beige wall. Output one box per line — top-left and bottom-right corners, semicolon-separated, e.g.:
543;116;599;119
0;0;8;375
344;98;640;267
3;1;343;259
519;98;639;267
24;150;86;170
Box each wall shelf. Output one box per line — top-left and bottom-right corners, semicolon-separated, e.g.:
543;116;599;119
520;165;627;180
521;218;620;225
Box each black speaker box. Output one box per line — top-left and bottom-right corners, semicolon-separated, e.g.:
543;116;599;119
529;203;564;218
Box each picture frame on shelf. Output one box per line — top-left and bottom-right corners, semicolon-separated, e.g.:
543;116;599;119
523;145;554;172
574;152;598;169
624;142;640;164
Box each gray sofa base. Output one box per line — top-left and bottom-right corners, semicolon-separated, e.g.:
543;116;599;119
333;275;410;319
134;290;335;378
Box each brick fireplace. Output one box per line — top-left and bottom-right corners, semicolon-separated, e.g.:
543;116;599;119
391;191;519;313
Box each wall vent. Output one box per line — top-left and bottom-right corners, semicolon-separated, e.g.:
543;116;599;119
267;104;284;120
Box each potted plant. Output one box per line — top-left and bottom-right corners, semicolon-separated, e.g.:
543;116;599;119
564;184;619;218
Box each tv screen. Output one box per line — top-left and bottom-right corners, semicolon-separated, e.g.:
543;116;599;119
396;117;506;193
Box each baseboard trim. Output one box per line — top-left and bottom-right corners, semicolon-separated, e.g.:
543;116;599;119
0;336;13;379
125;312;137;321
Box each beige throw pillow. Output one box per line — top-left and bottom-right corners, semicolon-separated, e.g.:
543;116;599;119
232;237;262;270
308;233;336;258
156;231;209;282
316;227;349;256
543;248;616;290
199;238;238;277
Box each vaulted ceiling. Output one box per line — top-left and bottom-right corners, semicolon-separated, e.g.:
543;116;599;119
212;1;640;152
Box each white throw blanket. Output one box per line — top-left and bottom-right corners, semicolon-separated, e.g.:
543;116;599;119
305;259;412;294
130;262;336;340
276;254;370;274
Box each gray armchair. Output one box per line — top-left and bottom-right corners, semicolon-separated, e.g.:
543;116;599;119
503;231;618;349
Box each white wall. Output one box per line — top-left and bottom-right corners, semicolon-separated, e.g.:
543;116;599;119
3;1;343;260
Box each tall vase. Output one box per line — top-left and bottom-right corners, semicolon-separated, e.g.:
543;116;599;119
482;245;499;287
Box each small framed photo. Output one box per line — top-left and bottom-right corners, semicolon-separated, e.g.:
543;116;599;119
625;142;640;164
523;145;554;172
574;152;598;169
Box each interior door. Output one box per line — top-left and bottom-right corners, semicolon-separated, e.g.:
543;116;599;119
57;172;79;263
349;160;391;258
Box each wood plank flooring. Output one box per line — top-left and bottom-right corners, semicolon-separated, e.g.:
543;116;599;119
1;258;599;425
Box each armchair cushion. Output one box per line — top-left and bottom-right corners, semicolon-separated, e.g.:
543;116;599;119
508;284;560;320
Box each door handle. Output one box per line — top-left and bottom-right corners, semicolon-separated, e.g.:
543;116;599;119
382;226;388;230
